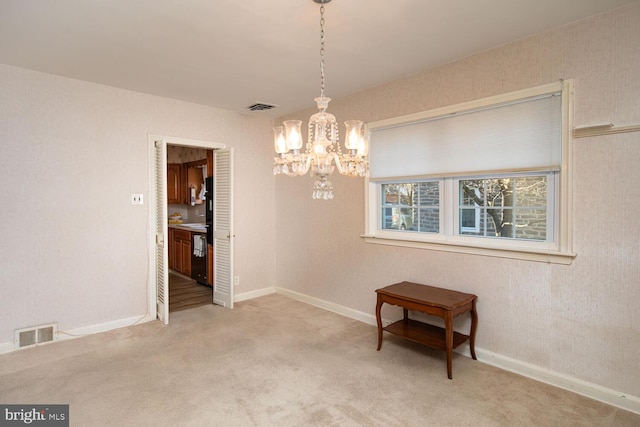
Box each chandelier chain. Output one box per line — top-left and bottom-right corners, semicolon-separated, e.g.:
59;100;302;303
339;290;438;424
272;0;369;200
319;4;326;99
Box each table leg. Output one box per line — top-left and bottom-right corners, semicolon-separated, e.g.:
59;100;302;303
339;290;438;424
469;299;478;360
403;308;408;324
376;296;384;351
445;311;453;379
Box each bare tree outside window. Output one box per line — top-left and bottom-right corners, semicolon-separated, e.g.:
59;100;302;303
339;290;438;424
381;176;548;241
460;176;547;240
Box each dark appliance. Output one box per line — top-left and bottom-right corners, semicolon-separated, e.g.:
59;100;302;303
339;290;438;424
191;232;207;284
205;176;213;245
191;177;213;285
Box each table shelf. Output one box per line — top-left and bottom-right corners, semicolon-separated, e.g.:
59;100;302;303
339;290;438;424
384;319;470;351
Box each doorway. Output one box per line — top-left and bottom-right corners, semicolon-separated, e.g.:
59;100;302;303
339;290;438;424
148;135;234;325
166;144;212;313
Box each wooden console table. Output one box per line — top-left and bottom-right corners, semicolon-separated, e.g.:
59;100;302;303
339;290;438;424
376;281;478;379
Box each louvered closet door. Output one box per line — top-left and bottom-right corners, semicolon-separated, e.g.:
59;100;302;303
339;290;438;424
154;140;169;324
213;148;234;308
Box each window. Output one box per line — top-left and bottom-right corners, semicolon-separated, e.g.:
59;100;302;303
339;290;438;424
364;81;575;264
458;175;550;241
381;182;439;232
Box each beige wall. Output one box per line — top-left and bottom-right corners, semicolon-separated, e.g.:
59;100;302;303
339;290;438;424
275;3;640;397
0;65;276;344
1;0;637;405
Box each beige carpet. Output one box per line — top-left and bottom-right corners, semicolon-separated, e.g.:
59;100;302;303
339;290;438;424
1;294;638;426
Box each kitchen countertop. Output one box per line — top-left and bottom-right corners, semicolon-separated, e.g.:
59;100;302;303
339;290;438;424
169;223;207;233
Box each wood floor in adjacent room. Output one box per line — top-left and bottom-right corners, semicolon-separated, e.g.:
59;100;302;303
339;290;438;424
169;272;212;312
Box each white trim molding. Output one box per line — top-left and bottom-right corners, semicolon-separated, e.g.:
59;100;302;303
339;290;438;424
476;348;640;415
2;287;637;415
362;235;576;265
363;80;576;264
276;287;385;326
276;288;640;415
0;341;14;354
573;123;640;138
0;313;155;355
234;287;276;303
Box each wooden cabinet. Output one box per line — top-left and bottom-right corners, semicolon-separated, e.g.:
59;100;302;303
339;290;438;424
168;228;175;270
185;159;206;206
167;163;183;204
170;229;192;276
167;160;207;205
180;237;191;276
207;149;214;177
207;244;214;286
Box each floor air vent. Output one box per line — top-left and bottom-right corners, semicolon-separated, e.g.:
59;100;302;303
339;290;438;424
15;323;57;349
247;103;277;111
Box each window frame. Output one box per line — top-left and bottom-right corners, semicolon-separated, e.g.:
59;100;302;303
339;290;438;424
458;185;481;233
363;81;575;264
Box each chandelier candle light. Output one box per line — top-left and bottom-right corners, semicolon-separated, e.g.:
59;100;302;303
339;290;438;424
272;0;369;200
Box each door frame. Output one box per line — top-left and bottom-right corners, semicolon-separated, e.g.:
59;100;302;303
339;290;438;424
147;134;228;322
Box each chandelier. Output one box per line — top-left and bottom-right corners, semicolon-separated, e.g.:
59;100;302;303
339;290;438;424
272;0;369;200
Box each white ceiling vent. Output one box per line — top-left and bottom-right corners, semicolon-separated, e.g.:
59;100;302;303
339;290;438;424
15;323;58;349
247;103;277;112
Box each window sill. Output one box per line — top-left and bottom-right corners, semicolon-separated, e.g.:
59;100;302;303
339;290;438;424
362;235;576;265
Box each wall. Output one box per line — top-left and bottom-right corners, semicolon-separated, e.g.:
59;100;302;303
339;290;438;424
0;64;276;346
275;3;640;402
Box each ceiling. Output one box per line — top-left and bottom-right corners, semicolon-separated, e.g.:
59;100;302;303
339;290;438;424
0;0;633;117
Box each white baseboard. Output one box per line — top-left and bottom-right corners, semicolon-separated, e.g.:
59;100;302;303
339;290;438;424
0;288;280;354
276;287;640;415
276;287;390;327
0;341;14;355
234;286;276;303
3;289;638;415
57;313;156;341
476;348;640;415
0;313;156;355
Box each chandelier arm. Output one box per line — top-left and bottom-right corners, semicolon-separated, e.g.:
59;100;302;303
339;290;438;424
303;155;313;175
329;152;347;175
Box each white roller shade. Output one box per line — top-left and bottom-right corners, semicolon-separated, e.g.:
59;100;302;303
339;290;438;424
369;93;562;179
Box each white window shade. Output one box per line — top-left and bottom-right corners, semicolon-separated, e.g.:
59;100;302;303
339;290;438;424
369;93;562;180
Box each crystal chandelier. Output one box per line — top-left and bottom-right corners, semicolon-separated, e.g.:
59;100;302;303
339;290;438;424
272;0;369;200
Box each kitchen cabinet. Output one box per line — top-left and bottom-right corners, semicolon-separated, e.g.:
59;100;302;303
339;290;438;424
207;150;214;177
207;244;214;286
180;238;191;276
167;163;183;204
168;228;175;270
185;159;206;205
167;159;207;205
171;229;192;276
